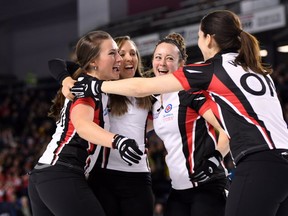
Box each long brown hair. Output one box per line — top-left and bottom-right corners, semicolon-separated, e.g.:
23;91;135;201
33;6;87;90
48;31;113;120
201;10;272;75
109;36;152;116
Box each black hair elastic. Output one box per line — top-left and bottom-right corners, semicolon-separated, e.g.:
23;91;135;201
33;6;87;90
157;38;184;59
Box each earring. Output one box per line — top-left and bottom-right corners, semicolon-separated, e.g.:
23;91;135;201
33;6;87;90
94;66;98;70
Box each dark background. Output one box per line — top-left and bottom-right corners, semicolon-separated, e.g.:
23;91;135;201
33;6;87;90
0;0;287;87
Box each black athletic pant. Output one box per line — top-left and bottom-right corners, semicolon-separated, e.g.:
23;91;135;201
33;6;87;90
28;164;106;216
164;179;227;216
225;149;288;216
88;168;154;216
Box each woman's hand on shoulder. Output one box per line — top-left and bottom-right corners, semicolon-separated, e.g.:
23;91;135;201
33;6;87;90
62;77;76;101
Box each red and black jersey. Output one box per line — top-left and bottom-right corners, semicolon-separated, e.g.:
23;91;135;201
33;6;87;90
38;93;109;171
152;90;226;190
173;51;288;164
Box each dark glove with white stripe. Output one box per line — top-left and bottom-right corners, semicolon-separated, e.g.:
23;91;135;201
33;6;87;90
70;76;103;98
112;134;143;166
190;150;223;183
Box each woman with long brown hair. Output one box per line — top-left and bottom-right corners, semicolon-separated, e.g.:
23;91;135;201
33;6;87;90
48;35;154;216
28;31;143;216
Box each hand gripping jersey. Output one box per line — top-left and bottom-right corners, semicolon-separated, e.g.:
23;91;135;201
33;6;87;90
173;51;288;164
39;93;109;172
152;90;226;190
92;97;150;172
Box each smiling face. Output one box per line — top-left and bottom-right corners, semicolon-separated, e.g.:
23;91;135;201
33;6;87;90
152;42;181;77
93;38;122;81
118;40;139;79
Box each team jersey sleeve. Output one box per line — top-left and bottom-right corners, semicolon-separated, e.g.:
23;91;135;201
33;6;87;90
48;58;80;84
72;97;96;110
67;61;80;75
173;67;191;90
179;89;210;115
197;98;210;116
173;62;214;91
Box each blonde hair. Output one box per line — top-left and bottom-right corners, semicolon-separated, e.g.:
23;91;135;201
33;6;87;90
109;36;152;116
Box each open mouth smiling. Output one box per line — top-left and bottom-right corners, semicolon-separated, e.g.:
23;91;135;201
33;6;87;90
113;66;120;72
158;69;169;75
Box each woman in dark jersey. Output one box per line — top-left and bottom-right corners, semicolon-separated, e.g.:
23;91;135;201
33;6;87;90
49;36;154;216
28;31;143;216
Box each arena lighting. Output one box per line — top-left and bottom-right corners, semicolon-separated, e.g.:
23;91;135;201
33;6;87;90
260;49;268;57
277;45;288;53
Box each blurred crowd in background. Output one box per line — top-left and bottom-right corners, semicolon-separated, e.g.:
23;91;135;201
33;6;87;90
0;62;287;216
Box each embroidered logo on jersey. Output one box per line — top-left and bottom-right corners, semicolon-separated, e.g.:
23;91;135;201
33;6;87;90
163;104;173;122
164;104;172;113
153;104;173;120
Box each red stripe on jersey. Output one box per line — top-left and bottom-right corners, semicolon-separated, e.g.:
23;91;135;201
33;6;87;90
185;108;199;173
102;147;110;168
198;100;210;116
85;143;97;171
173;67;190;90
173;63;211;90
192;90;211;116
147;112;153;120
201;91;219;118
210;74;273;145
87;143;96;154
52;103;76;164
85;156;91;171
52;97;99;164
